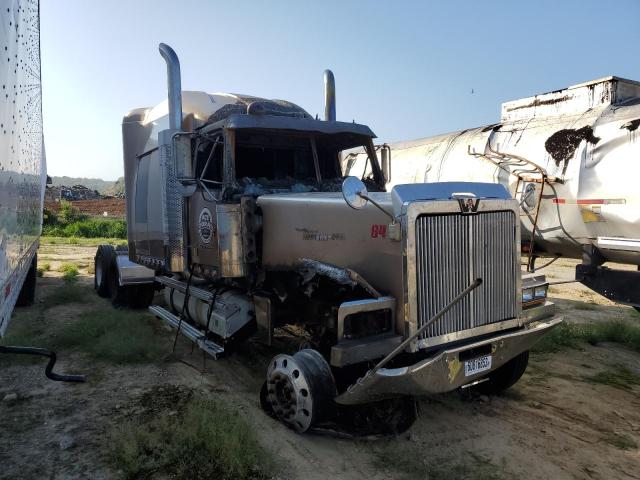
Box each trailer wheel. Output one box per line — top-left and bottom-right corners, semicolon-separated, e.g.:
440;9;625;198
265;349;337;433
16;254;37;307
94;245;113;298
474;350;529;395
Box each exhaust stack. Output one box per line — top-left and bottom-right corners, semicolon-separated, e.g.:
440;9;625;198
158;43;183;130
324;69;336;122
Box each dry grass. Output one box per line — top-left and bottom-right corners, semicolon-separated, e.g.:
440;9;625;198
110;395;275;480
533;320;640;354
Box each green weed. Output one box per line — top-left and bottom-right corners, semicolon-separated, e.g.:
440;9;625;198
44;283;93;307
41;236;122;246
533;320;640;354
110;396;274;479
59;263;79;283
601;432;637;450
55;308;170;364
371;441;508;480
584;364;640;391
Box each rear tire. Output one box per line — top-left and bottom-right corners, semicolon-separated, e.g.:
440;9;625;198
474;350;529;395
16;254;37;307
94;245;113;298
107;261;129;307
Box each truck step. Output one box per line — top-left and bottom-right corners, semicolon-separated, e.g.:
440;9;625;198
149;305;224;358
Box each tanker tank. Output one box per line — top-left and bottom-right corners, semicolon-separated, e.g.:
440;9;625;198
345;76;640;309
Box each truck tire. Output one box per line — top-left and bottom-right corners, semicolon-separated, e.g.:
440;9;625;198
16;254;37;307
107;260;129;307
474;350;529;395
94;245;113;298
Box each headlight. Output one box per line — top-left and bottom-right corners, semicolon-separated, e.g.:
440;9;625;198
522;281;549;308
522;287;534;303
534;285;548;300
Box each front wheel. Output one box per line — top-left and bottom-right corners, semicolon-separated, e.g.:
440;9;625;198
264;349;337;433
474;350;529;395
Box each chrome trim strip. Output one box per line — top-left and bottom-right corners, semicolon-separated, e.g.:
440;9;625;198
337;296;396;341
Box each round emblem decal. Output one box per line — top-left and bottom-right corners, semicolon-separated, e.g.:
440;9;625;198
198;208;214;244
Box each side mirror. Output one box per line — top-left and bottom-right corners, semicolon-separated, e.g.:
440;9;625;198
342;176;368;209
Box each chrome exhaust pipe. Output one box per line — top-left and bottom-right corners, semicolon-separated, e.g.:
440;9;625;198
324;69;336;122
158;43;183;130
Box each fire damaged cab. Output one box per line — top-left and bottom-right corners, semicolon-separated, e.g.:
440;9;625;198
95;44;561;433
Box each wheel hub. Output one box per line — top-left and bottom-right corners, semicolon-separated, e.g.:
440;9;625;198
266;349;336;433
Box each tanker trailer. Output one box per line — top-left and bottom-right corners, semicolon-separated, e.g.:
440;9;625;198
345;77;640;310
0;0;83;382
96;43;561;432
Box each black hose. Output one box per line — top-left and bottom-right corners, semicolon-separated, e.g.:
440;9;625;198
0;345;85;382
173;268;195;352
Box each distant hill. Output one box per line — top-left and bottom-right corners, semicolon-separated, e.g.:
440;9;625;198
49;176;123;195
102;177;125;197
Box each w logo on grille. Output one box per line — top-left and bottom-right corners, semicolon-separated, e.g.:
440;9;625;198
457;198;480;213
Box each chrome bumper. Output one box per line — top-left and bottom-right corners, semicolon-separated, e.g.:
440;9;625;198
335;315;563;405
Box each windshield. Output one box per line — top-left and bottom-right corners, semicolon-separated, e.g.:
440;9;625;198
232;130;383;193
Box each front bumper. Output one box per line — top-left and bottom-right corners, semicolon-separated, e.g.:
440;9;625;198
335;315;563;405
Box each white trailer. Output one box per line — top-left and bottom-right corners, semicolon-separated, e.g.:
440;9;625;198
0;0;46;336
345;76;640;309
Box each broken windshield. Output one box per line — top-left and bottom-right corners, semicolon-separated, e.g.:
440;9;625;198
232;130;383;193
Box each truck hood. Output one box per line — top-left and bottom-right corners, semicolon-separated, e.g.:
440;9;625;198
256;191;403;310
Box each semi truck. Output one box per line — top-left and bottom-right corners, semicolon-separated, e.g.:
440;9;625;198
96;44;561;432
345;77;640;310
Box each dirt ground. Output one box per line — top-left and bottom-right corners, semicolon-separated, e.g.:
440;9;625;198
45;199;126;219
1;245;639;479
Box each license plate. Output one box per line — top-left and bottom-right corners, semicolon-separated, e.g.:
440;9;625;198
464;354;492;376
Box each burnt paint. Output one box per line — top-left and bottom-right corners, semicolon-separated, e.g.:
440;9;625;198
506;95;571;112
621;118;640;132
544;126;600;175
481;123;502;133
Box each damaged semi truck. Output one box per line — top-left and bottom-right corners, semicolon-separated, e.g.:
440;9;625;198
95;44;562;432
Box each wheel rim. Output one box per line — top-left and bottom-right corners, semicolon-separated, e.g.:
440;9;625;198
95;260;102;288
266;349;336;433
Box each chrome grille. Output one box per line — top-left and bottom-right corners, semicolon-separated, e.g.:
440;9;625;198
415;211;518;340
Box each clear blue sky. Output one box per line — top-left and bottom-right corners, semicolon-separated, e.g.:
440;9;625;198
41;0;640;180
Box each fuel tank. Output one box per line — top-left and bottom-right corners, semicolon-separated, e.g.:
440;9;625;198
359;77;640;265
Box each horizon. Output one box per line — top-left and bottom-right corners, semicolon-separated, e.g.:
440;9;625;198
41;0;640;180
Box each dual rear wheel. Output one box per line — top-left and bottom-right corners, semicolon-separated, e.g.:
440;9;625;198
94;245;155;309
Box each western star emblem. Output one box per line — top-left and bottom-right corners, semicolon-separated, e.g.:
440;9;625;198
457;198;480;213
198;208;214;244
